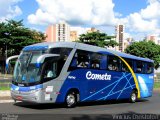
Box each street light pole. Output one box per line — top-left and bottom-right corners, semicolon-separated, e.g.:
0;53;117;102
6;44;7;60
4;38;8;75
4;32;10;75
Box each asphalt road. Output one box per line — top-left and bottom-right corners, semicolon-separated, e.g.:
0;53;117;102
0;91;160;120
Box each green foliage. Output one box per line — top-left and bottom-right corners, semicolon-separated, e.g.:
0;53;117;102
78;31;118;48
125;41;160;69
0;86;10;90
154;82;160;88
0;19;46;56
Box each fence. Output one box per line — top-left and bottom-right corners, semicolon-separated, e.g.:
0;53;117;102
155;72;160;83
155;79;160;83
0;74;12;90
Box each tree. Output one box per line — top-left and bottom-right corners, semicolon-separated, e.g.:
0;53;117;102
78;31;118;48
0;20;46;56
125;41;160;69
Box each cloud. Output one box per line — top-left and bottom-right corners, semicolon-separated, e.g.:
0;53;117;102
28;0;116;26
114;12;123;18
28;0;160;40
127;13;157;32
70;26;90;36
0;0;22;22
141;0;160;19
117;0;160;37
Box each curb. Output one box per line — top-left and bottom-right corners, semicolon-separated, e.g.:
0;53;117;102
0;90;12;103
0;90;11;96
0;100;14;103
154;88;160;92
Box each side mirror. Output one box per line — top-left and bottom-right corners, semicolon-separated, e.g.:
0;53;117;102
6;55;19;71
36;54;60;68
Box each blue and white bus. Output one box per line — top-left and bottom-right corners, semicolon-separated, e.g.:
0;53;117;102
7;42;154;107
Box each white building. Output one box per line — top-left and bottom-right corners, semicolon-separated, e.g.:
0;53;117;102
46;22;70;42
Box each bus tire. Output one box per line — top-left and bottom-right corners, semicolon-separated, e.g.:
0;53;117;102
129;90;137;103
65;91;77;108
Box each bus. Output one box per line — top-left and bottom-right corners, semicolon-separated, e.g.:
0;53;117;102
6;42;154;107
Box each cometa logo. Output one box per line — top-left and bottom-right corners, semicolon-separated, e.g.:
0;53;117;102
86;71;111;80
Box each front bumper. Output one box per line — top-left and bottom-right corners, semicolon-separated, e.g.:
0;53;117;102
11;89;42;103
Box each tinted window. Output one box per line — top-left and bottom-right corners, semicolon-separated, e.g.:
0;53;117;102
135;61;145;73
90;53;107;69
90;53;100;69
69;50;107;70
77;51;89;68
41;59;59;82
50;47;72;58
70;50;90;69
121;58;133;72
107;56;120;71
146;62;154;74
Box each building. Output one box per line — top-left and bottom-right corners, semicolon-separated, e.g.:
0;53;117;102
158;40;160;45
70;31;78;41
123;37;134;50
146;35;160;45
147;35;157;44
45;22;70;42
115;25;124;52
87;27;99;33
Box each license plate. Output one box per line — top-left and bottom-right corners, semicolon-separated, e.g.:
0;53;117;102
16;96;22;100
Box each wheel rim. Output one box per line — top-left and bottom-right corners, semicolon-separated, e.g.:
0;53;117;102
66;94;75;106
131;93;136;102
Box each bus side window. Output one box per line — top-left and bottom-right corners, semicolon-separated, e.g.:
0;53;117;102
146;62;154;74
135;61;145;73
90;53;107;70
100;55;107;69
121;58;133;72
68;50;90;70
107;56;120;71
70;57;77;67
43;61;57;79
90;53;100;69
50;47;72;57
77;51;89;68
91;60;100;69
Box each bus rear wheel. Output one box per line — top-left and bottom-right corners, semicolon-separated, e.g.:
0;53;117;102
129;90;137;103
65;91;77;108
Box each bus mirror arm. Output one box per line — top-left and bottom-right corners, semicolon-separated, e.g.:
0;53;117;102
36;54;60;68
6;55;19;71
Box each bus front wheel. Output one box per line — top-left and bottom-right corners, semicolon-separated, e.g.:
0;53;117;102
65;91;77;108
129;90;137;103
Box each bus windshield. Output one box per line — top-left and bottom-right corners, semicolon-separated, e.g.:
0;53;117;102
13;50;46;84
12;47;73;85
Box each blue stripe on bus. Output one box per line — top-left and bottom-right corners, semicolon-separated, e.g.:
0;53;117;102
98;51;153;62
23;45;48;51
11;84;43;92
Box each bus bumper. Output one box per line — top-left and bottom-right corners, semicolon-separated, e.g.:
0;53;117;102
11;89;43;103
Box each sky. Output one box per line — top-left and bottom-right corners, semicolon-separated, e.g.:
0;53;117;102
0;0;160;40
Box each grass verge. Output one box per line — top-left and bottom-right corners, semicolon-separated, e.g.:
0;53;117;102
0;87;10;91
154;82;160;89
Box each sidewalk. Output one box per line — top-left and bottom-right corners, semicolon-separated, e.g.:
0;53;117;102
0;90;14;103
154;88;160;92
